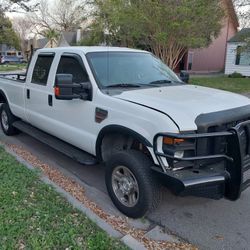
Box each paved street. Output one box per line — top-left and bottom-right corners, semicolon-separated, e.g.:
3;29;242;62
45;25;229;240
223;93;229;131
1;130;250;250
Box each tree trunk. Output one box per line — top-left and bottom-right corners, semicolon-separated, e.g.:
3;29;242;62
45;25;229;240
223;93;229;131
151;42;187;70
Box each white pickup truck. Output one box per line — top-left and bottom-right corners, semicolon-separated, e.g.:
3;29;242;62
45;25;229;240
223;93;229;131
0;46;250;218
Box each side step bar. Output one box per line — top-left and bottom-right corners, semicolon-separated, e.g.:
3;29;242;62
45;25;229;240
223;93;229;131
13;121;97;165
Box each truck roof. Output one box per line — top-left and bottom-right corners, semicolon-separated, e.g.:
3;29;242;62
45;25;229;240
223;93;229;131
36;46;149;54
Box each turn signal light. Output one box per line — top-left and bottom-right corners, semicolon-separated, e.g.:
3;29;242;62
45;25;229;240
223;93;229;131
163;137;185;145
54;86;60;96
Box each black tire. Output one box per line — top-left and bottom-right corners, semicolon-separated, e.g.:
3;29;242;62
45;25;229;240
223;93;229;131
105;150;161;218
0;103;19;136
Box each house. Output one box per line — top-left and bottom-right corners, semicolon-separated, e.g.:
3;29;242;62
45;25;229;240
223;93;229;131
225;28;250;77
25;37;49;59
57;29;81;47
27;29;86;49
0;44;22;57
177;0;239;74
25;28;89;58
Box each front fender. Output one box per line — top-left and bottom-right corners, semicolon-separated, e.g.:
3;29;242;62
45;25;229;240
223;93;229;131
95;124;152;161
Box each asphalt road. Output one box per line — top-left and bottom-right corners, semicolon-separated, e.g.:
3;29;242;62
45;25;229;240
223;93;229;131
1;130;250;250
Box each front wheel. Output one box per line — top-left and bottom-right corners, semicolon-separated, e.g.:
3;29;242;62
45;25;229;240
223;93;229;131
105;150;161;218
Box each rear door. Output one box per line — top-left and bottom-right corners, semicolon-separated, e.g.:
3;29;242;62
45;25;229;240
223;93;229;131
25;52;56;132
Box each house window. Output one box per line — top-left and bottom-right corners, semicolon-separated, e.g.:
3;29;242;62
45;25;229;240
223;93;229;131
6;51;16;56
236;46;250;66
188;52;194;70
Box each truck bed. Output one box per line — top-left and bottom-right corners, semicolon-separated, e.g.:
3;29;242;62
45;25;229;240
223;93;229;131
0;73;26;82
0;73;26;119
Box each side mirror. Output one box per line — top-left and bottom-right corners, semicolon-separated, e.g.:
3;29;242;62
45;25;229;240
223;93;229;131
180;71;190;84
55;74;90;100
55;74;76;100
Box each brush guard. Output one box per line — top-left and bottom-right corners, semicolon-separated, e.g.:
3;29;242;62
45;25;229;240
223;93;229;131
153;120;250;200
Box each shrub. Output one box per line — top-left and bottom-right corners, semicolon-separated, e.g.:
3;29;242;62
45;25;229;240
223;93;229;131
229;72;244;78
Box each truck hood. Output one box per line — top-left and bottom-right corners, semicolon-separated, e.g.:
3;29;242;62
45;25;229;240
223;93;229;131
115;84;250;131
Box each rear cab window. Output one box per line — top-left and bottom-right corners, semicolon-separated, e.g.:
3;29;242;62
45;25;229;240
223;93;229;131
31;54;54;85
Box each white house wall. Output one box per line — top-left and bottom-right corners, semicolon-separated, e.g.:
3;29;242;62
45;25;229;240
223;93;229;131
225;43;250;76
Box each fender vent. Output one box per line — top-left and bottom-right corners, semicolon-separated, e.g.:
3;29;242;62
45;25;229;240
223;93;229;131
95;108;108;123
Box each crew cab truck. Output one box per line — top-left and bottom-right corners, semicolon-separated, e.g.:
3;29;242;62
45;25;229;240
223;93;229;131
0;47;250;218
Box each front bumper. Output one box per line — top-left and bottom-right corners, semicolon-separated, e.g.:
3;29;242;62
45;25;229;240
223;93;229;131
152;120;250;200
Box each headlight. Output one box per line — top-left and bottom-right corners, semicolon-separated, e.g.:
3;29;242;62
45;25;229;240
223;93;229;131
163;137;185;145
174;151;184;159
162;136;196;168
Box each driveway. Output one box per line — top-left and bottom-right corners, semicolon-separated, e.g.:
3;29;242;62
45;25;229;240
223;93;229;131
0;130;250;250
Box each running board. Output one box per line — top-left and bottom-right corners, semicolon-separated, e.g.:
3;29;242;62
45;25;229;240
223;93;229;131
12;121;97;165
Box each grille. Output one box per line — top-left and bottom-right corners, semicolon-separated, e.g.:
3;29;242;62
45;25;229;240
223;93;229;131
197;118;250;157
241;140;250;191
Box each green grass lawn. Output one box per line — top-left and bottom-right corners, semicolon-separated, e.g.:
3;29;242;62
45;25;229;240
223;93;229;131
0;64;27;72
190;76;250;94
0;147;127;250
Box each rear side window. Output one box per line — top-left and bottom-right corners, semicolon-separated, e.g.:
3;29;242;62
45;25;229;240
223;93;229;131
56;55;88;83
32;54;54;85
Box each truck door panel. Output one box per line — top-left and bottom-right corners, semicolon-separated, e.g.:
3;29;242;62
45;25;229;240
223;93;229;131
25;53;55;131
41;53;97;154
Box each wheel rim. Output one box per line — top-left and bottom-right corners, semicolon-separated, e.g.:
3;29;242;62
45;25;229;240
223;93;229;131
111;166;139;207
1;110;9;131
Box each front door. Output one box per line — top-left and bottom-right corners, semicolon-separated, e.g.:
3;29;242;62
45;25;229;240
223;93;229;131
44;53;97;155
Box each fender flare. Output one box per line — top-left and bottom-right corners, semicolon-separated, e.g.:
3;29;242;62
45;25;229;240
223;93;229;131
0;90;8;104
95;125;152;161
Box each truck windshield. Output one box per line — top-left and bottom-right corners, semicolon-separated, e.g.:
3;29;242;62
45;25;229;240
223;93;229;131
86;52;182;88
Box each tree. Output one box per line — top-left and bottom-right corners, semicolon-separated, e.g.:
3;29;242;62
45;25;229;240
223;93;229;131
0;12;20;49
0;0;38;13
233;0;250;27
27;0;54;36
41;29;59;48
88;0;225;69
233;0;250;50
28;0;86;34
12;16;33;55
50;0;86;31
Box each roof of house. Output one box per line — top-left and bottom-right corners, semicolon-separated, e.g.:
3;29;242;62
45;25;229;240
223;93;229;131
228;28;250;43
62;31;77;45
37;38;49;48
57;34;70;47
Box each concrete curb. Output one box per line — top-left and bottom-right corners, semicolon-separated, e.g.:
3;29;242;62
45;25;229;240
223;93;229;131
3;145;146;250
121;235;146;250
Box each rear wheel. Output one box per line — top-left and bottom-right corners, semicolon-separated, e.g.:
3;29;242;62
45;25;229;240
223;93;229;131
0;103;19;135
105;150;161;218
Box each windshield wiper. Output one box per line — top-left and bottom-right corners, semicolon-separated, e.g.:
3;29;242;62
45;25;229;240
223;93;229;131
149;80;173;85
105;83;142;88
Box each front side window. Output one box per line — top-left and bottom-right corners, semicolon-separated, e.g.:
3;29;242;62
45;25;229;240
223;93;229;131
31;54;54;85
56;55;88;83
86;52;181;88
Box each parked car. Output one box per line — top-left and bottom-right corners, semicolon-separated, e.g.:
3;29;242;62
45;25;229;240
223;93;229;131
0;46;250;218
0;55;26;64
17;56;27;64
